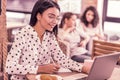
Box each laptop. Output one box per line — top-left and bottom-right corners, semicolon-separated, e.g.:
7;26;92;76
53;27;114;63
64;52;120;80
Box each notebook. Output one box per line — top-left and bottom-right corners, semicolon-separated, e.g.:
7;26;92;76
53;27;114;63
64;52;120;80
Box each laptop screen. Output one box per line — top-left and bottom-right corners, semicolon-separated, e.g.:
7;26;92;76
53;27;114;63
87;52;120;80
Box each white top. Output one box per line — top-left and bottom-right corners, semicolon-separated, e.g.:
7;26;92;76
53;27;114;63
6;25;83;80
60;28;88;57
79;22;104;40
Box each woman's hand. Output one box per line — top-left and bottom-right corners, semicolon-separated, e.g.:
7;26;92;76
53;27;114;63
37;63;60;74
95;33;105;40
79;40;86;47
82;60;93;74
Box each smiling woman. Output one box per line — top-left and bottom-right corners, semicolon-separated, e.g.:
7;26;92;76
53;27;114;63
5;0;92;80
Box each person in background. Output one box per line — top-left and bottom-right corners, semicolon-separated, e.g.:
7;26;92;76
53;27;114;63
58;12;77;40
80;6;105;53
5;0;92;80
58;12;90;63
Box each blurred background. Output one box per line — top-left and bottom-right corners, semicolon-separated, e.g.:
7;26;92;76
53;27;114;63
6;0;120;42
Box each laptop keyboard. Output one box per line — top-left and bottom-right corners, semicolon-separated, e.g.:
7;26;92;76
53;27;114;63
76;77;87;80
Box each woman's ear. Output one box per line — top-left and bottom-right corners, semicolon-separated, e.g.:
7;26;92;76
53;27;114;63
36;13;41;21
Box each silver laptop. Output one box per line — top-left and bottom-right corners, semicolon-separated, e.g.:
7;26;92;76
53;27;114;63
64;52;120;80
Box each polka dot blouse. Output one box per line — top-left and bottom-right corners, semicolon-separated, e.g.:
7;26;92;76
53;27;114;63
6;25;83;80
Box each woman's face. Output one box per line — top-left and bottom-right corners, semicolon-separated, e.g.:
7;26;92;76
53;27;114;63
66;15;77;28
38;7;60;31
86;10;94;23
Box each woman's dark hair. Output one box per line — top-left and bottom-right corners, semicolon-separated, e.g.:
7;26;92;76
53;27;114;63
29;0;60;36
59;12;74;28
80;6;99;28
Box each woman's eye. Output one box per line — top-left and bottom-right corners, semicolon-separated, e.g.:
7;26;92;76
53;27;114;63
48;16;60;21
48;16;55;19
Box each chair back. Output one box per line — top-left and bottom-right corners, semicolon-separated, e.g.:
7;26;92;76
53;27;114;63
57;39;70;57
92;40;120;64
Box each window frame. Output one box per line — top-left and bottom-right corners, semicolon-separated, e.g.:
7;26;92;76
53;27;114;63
103;0;120;24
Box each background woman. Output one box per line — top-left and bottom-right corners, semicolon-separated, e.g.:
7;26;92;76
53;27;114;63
80;6;105;53
58;12;90;63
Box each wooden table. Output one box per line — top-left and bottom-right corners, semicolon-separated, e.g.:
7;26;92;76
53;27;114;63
58;67;120;80
109;67;120;80
27;66;120;80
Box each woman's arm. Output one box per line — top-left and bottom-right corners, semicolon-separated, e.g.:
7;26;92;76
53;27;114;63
95;24;105;40
50;35;83;72
37;63;60;74
6;31;38;75
77;28;90;47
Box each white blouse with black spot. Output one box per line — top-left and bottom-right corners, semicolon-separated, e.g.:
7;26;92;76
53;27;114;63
6;25;83;80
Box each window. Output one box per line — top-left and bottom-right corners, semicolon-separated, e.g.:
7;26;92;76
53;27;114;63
7;0;37;13
58;0;81;14
107;0;120;18
103;0;120;34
